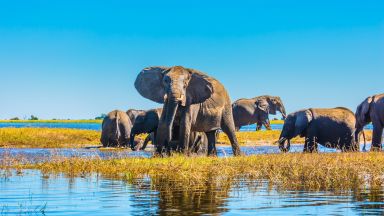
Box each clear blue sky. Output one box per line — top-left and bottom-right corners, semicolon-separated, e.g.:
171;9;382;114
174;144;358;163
0;0;383;119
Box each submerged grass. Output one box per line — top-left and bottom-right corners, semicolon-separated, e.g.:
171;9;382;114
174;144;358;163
3;153;384;192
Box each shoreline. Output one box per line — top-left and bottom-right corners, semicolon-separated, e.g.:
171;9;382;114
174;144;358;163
0;127;373;149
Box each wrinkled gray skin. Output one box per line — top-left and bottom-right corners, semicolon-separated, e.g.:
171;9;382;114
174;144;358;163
126;109;153;149
232;95;287;131
130;108;208;154
100;110;132;147
126;109;145;125
277;107;358;153
355;94;384;151
130;108;162;151
135;66;241;156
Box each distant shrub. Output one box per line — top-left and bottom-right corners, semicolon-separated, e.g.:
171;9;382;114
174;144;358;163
95;114;107;120
10;117;19;120
29;115;39;120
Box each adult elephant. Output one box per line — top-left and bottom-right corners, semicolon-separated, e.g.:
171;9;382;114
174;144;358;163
134;66;241;156
355;93;384;151
100;110;132;147
232;95;286;131
276;107;358;152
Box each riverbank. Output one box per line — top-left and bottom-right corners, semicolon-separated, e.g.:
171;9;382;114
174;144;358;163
0;119;284;124
0;128;100;148
3;152;384;192
0;128;372;148
0;119;102;123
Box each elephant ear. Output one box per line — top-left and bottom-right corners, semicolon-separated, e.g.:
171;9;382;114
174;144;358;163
255;98;269;113
134;66;169;104
358;96;373;123
186;70;214;104
294;109;313;137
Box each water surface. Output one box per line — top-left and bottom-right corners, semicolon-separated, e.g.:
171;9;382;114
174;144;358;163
0;170;383;215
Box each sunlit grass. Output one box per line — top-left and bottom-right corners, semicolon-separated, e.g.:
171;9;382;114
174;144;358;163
0;128;100;148
0;128;372;148
0;119;283;124
270;120;284;124
3;152;384;191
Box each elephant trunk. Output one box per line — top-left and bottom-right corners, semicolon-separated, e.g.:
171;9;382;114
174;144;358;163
277;137;290;152
362;130;366;151
157;99;179;153
279;105;287;119
354;123;365;150
165;99;179;142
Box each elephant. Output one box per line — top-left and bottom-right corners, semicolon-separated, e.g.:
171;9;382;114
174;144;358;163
355;93;384;151
232;95;287;131
129;108;208;154
276;107;358;153
100;110;132;147
130;108;163;151
126;109;145;124
134;66;241;156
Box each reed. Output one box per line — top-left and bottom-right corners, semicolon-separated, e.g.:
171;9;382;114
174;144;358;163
3;152;384;192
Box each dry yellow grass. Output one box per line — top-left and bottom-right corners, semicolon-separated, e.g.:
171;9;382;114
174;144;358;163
3;152;383;192
0;128;372;148
0;128;100;148
0;119;102;123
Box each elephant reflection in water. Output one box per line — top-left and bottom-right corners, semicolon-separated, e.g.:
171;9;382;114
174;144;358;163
153;178;231;215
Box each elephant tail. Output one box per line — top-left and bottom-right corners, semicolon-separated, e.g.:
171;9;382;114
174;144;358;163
115;112;121;144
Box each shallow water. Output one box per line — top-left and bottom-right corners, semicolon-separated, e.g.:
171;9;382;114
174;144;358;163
0;144;372;164
0;122;101;130
0;169;383;215
0;122;374;131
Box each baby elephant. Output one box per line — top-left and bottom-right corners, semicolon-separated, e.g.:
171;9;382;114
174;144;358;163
277;107;358;152
100;110;132;147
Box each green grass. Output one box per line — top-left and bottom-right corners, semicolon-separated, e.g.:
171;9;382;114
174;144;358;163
3;153;384;192
0;119;102;123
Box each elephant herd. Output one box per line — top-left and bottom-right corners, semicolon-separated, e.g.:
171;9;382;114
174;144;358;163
100;66;384;156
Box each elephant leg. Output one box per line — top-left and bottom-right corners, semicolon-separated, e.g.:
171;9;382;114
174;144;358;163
256;123;262;131
206;130;217;156
140;134;151;150
304;136;317;153
263;119;272;130
221;110;241;156
371;124;383;151
179;107;191;154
